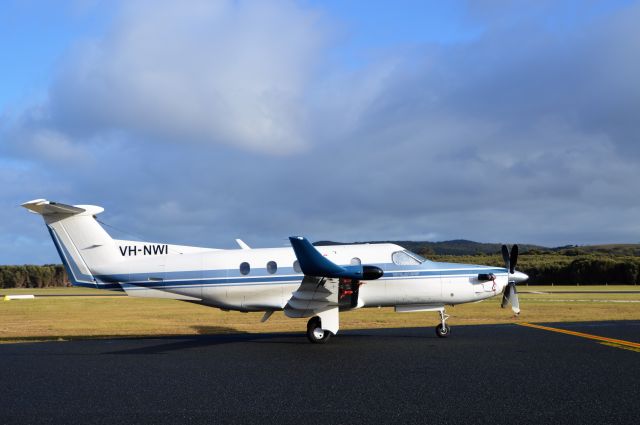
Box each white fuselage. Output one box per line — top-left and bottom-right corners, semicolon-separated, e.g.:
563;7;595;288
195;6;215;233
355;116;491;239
89;242;509;311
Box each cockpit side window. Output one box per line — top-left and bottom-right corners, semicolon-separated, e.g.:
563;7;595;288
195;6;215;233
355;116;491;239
392;250;428;265
392;251;421;265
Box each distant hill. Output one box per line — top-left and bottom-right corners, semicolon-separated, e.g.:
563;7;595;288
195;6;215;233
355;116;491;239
314;239;546;256
315;240;640;257
550;244;640;257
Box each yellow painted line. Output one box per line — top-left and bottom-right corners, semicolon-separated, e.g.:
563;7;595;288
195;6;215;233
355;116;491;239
518;322;640;350
599;342;640;353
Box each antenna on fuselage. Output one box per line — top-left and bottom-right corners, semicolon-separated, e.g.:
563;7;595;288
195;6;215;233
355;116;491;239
235;239;251;250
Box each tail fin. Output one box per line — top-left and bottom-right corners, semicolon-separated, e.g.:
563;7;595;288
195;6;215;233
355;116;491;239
22;199;115;288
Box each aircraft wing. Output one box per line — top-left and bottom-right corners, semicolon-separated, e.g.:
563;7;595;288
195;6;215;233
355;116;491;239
284;276;340;334
284;237;384;335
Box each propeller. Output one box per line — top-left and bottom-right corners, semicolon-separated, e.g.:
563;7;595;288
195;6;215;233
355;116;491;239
500;244;527;315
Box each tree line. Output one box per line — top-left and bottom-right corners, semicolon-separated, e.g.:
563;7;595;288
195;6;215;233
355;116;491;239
0;265;69;288
1;253;640;288
429;254;640;285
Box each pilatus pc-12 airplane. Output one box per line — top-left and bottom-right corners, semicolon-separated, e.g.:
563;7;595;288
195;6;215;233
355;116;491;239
23;199;528;343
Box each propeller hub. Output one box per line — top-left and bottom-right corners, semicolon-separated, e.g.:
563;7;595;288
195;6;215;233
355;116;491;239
509;271;529;283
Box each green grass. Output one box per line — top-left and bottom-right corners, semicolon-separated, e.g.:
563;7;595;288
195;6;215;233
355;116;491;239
1;286;639;343
0;287;109;296
520;285;639;292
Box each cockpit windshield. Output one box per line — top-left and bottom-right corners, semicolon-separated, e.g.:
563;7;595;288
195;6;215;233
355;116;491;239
391;250;429;265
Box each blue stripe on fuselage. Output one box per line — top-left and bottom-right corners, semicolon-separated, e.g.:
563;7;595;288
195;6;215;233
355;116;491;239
98;266;506;290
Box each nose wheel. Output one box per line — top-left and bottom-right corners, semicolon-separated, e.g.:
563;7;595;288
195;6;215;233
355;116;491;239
435;308;451;338
435;324;451;337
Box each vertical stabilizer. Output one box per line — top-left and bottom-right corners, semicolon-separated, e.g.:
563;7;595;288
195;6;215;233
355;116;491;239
22;199;116;287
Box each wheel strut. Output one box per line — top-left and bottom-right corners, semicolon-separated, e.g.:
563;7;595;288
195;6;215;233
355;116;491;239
435;308;451;338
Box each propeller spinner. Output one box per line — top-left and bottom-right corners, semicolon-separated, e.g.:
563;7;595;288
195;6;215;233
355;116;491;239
500;244;528;315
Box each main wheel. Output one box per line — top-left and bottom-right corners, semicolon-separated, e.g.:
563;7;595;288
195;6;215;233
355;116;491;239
435;324;451;338
307;317;331;344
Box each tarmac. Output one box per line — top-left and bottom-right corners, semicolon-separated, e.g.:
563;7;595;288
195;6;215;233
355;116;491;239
1;321;638;424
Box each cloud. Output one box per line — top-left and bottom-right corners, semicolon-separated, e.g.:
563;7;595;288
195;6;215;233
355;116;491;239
3;1;640;264
44;0;329;154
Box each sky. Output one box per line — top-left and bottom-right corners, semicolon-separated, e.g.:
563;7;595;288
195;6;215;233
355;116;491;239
1;0;640;265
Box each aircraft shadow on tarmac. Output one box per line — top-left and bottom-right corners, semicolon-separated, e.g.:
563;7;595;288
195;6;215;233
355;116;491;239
103;326;471;355
104;332;309;355
102;320;640;356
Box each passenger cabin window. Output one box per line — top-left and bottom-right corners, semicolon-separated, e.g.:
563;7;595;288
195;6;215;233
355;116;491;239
293;260;302;273
350;257;361;265
392;250;425;265
239;262;250;275
267;261;277;274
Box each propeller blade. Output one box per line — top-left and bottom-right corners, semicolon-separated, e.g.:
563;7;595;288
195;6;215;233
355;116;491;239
501;282;520;314
502;245;522;314
501;245;510;271
501;283;511;308
509;244;519;274
509;282;520;315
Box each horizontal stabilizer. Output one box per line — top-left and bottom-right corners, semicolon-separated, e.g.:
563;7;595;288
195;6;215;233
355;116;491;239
22;199;104;217
22;199;85;215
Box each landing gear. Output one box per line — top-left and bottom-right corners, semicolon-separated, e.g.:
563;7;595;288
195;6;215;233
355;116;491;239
435;324;451;337
435;309;451;338
307;316;332;344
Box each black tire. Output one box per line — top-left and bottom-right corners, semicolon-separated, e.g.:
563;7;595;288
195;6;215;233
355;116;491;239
307;317;332;344
435;324;451;338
